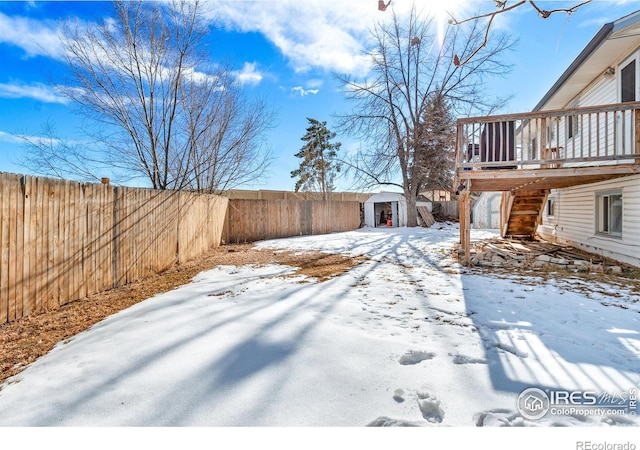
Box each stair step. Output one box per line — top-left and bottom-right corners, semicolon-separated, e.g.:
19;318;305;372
510;210;540;216
501;189;550;239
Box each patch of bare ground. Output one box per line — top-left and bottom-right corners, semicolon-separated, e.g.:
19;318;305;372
454;240;640;303
0;244;364;387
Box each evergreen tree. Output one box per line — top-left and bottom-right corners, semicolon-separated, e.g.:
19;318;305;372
291;118;341;198
416;91;456;191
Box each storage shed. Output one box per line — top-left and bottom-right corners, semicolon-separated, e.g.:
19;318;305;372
472;192;501;229
364;192;408;228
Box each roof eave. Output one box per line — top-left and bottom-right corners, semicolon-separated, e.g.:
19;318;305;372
532;22;614;112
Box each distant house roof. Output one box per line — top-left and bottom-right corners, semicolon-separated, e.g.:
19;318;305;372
534;10;640;111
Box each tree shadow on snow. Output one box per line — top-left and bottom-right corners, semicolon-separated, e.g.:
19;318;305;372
460;272;640;400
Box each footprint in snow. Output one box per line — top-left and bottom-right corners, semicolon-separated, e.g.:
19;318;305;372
417;392;444;423
474;409;525;427
207;290;234;297
393;388;405;403
398;350;436;365
367;417;421;427
451;354;488;365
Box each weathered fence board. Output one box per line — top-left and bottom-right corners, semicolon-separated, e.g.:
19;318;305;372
433;201;460;221
0;173;229;325
223;198;361;244
0;174;364;325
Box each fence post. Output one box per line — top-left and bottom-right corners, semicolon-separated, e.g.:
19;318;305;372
111;186;120;288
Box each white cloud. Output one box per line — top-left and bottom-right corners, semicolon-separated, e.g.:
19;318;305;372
0;82;68;104
208;1;382;75
0;131;22;144
0;2;436;78
0;130;61;146
292;86;319;96
233;62;264;86
207;1;478;76
0;11;64;58
305;78;325;89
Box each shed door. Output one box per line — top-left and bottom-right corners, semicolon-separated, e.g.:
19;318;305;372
391;201;399;227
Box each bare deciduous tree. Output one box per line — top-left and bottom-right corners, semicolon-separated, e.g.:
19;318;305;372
17;121;105;183
22;0;274;192
379;1;592;66
338;5;515;226
448;0;592;66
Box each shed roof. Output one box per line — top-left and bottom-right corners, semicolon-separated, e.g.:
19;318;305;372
364;192;406;203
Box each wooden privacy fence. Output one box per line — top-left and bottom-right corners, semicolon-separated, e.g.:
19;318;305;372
223;199;362;244
433;201;460;221
0;173;228;325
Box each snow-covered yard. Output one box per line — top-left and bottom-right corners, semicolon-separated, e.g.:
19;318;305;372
0;224;638;444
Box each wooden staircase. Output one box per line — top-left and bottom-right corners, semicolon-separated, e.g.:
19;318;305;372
500;190;549;239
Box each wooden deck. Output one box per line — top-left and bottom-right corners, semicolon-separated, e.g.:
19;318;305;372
454;101;640;265
456;164;640;192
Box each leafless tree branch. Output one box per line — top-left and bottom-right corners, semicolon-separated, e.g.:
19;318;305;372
339;4;515;226
448;0;593;66
22;0;275;191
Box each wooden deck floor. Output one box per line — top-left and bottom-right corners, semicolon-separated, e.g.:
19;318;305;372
455;164;640;192
456;163;640;265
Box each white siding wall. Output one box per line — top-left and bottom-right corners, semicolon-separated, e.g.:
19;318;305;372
579;75;616;107
537;49;640;266
539;175;640;267
555;75;621;162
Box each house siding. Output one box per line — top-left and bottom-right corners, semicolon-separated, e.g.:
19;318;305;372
557;76;622;162
578;75;616;107
539;175;640;267
536;44;640;267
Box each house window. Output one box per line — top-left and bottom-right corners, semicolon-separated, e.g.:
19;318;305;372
567;115;579;139
546;121;555;142
596;191;623;237
546;198;555;217
566;101;579;139
620;59;636;103
529;137;537;160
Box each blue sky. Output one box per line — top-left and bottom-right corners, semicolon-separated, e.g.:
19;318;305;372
1;0;640;192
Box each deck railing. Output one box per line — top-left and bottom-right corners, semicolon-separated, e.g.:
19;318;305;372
456;101;640;171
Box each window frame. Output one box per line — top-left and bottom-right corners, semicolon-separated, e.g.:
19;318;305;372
566;101;580;140
529;137;538;161
546;123;555;142
546;198;555;218
595;190;623;238
619;55;637;103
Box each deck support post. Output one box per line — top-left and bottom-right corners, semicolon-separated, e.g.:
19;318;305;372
458;182;471;266
459;193;464;245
